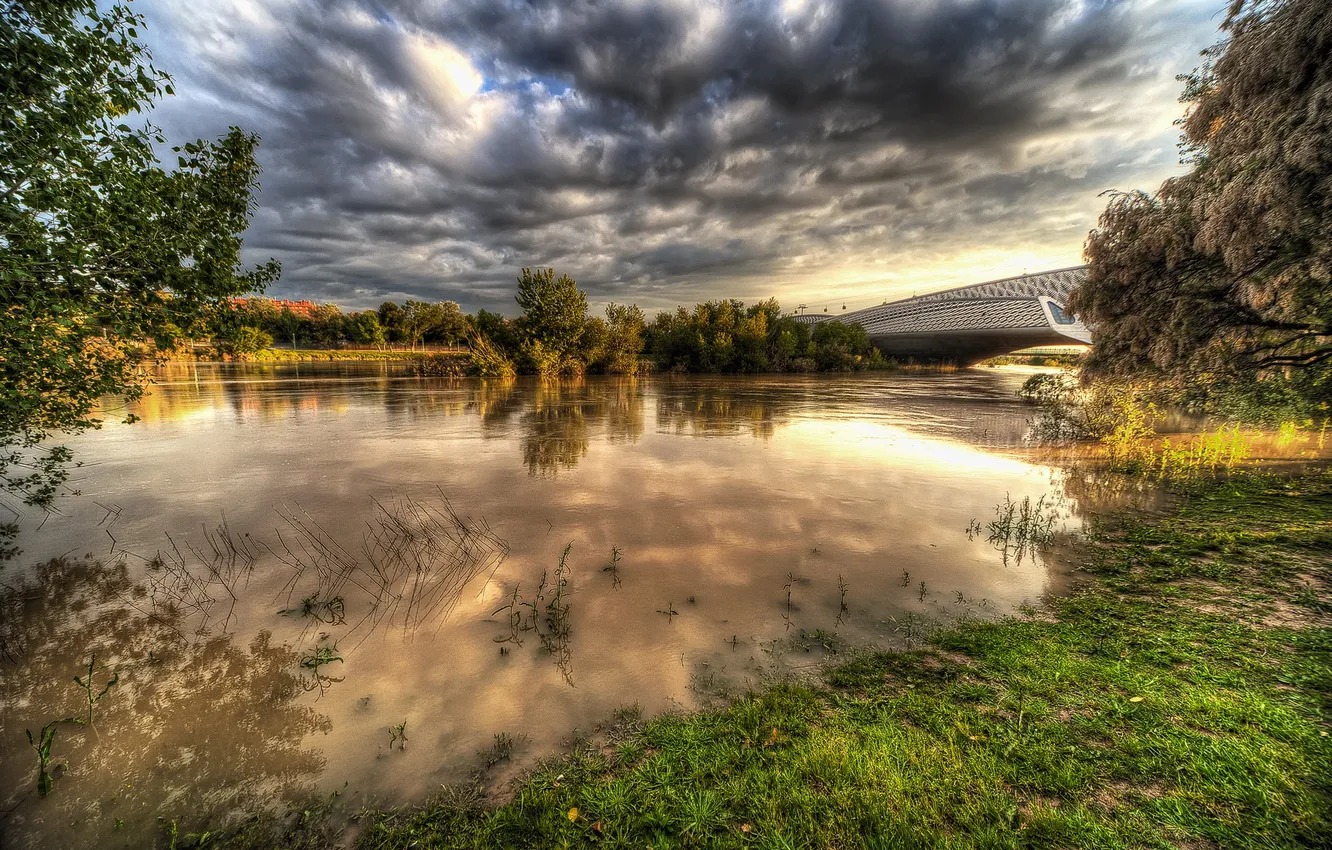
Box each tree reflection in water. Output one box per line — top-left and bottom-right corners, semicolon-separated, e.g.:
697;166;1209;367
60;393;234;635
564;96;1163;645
0;557;330;849
655;383;788;439
520;379;645;476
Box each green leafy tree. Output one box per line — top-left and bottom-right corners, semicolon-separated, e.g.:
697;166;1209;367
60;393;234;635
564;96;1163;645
580;315;610;371
273;307;305;348
236;297;279;330
398;300;444;351
470;308;516;349
224;326;273;359
346;311;386;349
514;268;588;370
1;0;279;518
811;320;871;371
1070;0;1332;381
422;301;467;346
308;303;344;346
377;301;403;344
603;303;646;374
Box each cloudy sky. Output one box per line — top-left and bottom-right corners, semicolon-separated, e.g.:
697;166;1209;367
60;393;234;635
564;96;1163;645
133;0;1226;315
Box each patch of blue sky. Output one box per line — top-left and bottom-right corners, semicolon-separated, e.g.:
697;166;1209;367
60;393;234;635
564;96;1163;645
480;74;573;96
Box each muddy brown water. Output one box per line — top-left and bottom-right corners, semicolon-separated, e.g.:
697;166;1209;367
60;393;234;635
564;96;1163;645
3;365;1109;847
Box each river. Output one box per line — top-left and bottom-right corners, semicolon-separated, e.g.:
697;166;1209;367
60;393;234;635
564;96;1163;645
1;364;1096;848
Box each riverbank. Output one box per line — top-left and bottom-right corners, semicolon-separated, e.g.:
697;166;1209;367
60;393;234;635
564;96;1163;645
166;347;965;374
250;348;452;362
233;471;1329;849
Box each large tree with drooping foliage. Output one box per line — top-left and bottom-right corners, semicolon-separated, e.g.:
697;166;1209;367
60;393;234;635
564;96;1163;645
1;0;278;520
1070;0;1331;385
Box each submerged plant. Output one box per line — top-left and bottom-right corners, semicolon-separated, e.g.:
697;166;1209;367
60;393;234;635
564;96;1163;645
388;721;408;751
299;643;344;694
281;594;345;625
981;493;1062;565
520;571;549;632
481;732;527;767
300;643;343;672
602;545;623;589
72;653;119;729
492;584;525;648
25;719;76;797
540;543;574;685
657;602;679;623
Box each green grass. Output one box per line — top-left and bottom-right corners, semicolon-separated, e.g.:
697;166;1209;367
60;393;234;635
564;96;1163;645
204;473;1331;849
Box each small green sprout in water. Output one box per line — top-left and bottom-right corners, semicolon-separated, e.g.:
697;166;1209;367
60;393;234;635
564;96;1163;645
900;569;910;587
918;581;928;603
72;653;119;730
802;628;841;654
389;721;408;751
25;718;76;797
481;732;527;767
602;545;623;589
300;644;343;673
299;643;344;695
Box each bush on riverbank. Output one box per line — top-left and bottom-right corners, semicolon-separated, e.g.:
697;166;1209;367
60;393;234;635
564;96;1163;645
1019;372;1330;478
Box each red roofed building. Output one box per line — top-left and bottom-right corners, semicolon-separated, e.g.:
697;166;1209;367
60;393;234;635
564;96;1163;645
229;297;324;318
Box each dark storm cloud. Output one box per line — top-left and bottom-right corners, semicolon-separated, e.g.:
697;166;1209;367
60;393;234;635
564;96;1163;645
137;0;1223;311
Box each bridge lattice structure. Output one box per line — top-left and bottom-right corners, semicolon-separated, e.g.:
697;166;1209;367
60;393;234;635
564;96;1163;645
793;266;1092;364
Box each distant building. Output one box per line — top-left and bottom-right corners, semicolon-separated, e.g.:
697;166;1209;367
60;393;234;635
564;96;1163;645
229;297;325;318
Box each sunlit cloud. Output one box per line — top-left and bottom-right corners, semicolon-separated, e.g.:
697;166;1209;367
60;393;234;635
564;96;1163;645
135;0;1224;313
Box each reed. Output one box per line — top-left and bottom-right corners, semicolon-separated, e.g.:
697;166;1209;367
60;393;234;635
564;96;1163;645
270;490;510;649
541;543;575;685
601;545;623;589
980;493;1061;565
836;575;849;626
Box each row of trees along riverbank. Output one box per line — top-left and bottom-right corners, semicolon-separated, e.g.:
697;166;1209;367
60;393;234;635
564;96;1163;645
205;267;892;376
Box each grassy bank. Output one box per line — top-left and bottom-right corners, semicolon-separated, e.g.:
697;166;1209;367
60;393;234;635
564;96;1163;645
329;473;1329;850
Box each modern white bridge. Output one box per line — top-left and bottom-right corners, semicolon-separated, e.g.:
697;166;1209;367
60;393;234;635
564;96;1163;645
793;266;1093;364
